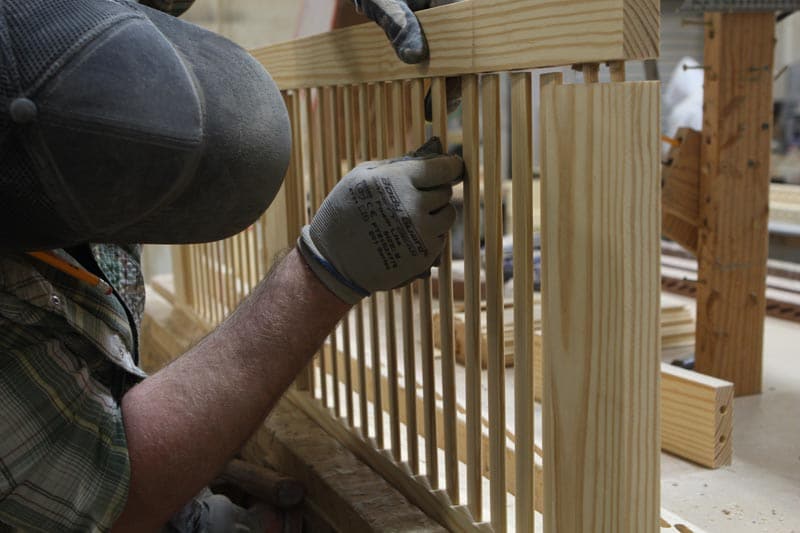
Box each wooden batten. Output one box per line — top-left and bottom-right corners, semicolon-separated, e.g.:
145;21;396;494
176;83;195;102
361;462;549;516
250;0;658;89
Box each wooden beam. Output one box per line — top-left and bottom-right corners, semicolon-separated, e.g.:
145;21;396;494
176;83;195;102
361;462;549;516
540;79;661;532
696;13;775;396
250;0;659;89
532;332;733;468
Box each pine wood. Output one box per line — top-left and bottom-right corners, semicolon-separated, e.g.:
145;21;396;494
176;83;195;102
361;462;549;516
696;13;775;396
409;77;439;488
251;0;659;89
481;73;506;532
540;77;661;532
662;127;701;253
431;76;459;503
390;79;420;474
510;71;535;533
374;81;402;460
533;331;733;468
460;73;483;521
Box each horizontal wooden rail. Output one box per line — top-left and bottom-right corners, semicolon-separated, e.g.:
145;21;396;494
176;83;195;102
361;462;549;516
250;0;658;89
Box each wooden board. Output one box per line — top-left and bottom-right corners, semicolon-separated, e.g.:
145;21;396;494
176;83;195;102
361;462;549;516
696;13;775;396
250;0;659;89
540;80;661;532
533;332;733;468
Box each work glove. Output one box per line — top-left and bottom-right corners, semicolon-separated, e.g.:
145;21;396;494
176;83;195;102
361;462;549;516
353;0;463;119
299;137;463;304
354;0;458;64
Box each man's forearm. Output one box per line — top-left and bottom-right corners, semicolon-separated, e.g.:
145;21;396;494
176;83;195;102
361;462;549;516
114;248;350;531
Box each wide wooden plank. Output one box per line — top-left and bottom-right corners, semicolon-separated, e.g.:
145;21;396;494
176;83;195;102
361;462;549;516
251;0;658;89
696;13;775;396
540;80;661;532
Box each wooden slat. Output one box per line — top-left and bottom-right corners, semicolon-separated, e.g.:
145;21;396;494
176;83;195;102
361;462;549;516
511;71;534;533
374;81;402;460
356;83;384;445
482;73;506;532
251;0;659;89
342;84;358;425
461;73;483;521
696;13;775;396
431;76;459;504
391;79;420;473
410;77;439;487
540;78;660;532
323;86;341;416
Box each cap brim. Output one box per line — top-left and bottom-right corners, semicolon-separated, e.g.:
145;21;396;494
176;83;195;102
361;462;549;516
112;6;290;244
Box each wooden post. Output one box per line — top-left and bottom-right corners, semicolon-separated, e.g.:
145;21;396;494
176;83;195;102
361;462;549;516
540;76;661;532
695;13;775;396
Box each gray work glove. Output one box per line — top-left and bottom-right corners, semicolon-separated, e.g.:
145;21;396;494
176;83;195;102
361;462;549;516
354;1;463;119
299;137;463;304
354;0;459;64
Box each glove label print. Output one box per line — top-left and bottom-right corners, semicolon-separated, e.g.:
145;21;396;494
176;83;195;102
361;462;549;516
348;177;429;272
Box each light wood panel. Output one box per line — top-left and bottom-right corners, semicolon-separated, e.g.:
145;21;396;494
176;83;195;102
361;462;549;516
251;0;659;89
540;78;661;532
696;13;775;396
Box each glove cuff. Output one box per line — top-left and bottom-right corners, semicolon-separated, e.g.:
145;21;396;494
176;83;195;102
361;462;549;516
298;226;369;305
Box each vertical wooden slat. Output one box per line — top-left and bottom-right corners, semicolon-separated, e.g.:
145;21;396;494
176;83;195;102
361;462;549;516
430;76;459;503
362;83;385;448
290;88;311;391
461;73;482;521
410;78;438;488
482;73;506;532
224;238;236;310
323;85;342;416
315;86;332;406
342;85;356;426
356;83;372;438
511;71;534;533
374;82;402;461
196;244;208;322
540;75;660;532
393;80;419;473
214;241;226;323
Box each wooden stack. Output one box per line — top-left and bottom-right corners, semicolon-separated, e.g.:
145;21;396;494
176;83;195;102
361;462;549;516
433;294;694;368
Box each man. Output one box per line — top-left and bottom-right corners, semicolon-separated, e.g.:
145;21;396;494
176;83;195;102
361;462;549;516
0;0;462;531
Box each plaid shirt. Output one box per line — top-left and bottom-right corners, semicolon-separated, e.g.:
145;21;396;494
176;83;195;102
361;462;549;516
1;0;196;529
0;245;147;532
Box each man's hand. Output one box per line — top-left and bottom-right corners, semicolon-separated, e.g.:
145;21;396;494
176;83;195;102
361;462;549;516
354;0;456;63
299;137;463;304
